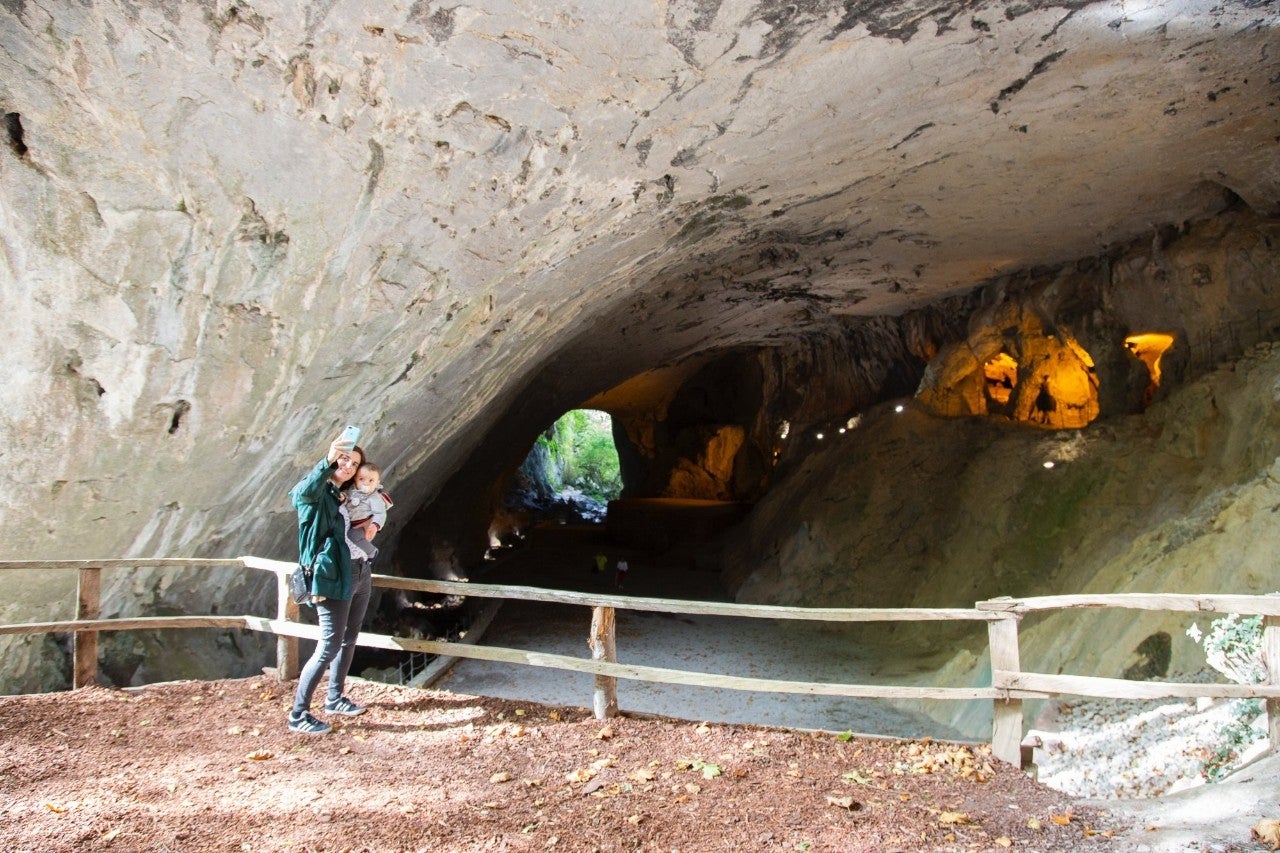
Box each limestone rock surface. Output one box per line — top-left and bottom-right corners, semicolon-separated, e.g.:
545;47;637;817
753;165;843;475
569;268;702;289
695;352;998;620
0;0;1278;689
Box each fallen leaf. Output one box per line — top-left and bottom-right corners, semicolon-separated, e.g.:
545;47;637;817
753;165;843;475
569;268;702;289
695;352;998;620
626;814;643;825
825;795;861;811
684;783;701;794
938;811;971;825
842;769;873;785
245;750;273;761
994;838;1012;848
338;746;351;755
1051;812;1074;826
695;723;711;735
596;725;614;740
43;802;68;814
1026;817;1042;830
548;711;563;721
630;769;656;782
101;828;121;842
1252;819;1280;850
227;725;244;736
490;771;512;783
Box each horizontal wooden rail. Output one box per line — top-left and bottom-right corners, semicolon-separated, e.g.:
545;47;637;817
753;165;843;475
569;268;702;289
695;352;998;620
0;616;248;636
366;575;1001;622
0;558;246;571
979;593;1280;616
997;671;1280;700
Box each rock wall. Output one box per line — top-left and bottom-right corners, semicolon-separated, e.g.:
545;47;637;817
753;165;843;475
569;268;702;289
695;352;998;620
725;213;1280;736
2;0;1278;692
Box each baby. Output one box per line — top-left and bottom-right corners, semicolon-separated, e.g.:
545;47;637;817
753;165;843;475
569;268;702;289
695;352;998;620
343;462;393;561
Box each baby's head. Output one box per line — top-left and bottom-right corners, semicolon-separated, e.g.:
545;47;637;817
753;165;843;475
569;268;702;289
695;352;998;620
354;462;381;494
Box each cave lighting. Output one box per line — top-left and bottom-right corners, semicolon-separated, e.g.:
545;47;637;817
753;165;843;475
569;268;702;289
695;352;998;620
983;352;1019;405
1043;461;1055;469
894;404;904;413
838;427;846;434
778;420;790;440
846;415;861;429
816;432;825;440
1124;332;1176;385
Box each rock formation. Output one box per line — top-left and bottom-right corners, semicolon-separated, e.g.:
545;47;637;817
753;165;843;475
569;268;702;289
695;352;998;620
1;0;1278;691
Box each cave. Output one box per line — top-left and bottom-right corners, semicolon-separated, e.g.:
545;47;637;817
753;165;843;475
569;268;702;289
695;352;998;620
2;1;1280;746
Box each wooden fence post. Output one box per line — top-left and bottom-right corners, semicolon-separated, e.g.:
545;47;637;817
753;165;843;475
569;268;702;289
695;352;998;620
590;606;618;719
74;566;101;688
988;614;1024;767
276;570;300;681
1265;614;1279;751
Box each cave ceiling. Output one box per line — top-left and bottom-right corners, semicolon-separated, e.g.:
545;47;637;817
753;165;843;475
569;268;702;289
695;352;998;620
0;0;1278;559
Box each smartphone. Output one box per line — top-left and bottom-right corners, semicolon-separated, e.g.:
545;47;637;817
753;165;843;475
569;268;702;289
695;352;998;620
340;425;361;447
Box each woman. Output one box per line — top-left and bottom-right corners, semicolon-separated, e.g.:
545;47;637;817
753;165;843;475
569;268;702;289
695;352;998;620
286;429;374;735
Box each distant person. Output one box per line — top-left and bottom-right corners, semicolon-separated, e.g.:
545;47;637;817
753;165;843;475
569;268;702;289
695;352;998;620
1034;376;1056;425
287;429;374;735
615;558;629;589
343;461;393;562
593;552;607;574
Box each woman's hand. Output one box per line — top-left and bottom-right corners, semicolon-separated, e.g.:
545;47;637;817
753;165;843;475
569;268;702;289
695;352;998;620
327;431;355;464
366;523;380;541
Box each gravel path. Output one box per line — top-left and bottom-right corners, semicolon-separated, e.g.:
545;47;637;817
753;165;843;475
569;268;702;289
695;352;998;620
440;600;967;740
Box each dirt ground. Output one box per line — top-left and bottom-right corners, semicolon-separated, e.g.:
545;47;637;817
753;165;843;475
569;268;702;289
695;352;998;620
0;676;1116;852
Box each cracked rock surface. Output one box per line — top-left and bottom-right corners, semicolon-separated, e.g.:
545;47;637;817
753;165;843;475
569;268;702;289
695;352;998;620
1;0;1278;687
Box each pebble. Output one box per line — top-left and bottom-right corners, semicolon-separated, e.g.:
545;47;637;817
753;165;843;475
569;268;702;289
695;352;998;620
1032;673;1268;800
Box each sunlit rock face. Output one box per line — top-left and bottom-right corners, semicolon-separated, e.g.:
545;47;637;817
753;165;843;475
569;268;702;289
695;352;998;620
1;0;1278;690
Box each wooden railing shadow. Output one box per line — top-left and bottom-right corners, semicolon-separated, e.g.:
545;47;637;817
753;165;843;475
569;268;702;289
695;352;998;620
2;558;1278;768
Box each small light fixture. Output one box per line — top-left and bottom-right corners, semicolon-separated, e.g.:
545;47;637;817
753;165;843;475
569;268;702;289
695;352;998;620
838;427;846;434
1043;461;1055;469
816;432;825;440
894;404;904;413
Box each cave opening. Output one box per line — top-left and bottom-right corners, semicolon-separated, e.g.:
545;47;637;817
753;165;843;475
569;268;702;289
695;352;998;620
494;407;623;549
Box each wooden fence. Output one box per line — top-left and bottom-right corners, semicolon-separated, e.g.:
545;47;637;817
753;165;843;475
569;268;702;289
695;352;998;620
2;558;1278;768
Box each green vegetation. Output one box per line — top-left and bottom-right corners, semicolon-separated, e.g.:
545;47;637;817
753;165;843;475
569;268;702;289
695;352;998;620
1186;613;1267;781
537;409;622;503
